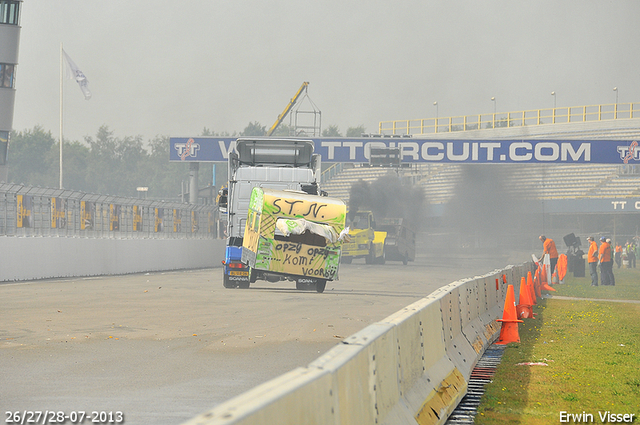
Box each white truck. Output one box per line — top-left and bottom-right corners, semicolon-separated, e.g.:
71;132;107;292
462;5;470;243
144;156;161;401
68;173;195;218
219;138;323;289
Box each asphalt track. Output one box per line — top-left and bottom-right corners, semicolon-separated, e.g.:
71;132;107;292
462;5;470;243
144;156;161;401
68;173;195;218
1;248;522;425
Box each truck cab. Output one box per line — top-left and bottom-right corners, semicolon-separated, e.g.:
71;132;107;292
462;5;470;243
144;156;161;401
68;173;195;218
221;138;321;288
377;217;416;265
341;211;387;264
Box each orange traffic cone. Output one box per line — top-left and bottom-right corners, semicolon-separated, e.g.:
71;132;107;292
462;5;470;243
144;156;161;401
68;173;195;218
540;266;556;292
527;271;537;305
496;284;524;344
533;271;542;299
516;277;535;319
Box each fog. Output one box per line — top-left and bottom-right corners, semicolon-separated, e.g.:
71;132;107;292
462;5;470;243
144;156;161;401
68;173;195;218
12;1;640;144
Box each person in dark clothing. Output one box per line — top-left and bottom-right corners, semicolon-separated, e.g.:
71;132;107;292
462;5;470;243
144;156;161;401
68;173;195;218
626;241;636;268
599;237;614;286
615;243;623;268
586;236;598;286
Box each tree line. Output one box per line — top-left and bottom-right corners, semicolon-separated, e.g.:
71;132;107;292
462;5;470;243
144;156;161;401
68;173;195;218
6;123;366;201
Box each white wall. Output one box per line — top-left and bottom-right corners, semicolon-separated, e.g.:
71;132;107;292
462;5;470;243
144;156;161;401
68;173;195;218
0;236;226;281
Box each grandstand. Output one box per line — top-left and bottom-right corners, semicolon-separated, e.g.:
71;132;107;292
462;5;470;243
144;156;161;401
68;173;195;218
321;163;640;208
322;103;640;211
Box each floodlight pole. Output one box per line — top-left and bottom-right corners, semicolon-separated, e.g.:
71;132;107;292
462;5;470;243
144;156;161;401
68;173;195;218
59;42;64;189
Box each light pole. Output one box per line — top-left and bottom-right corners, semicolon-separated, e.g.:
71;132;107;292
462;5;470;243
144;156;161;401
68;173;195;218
491;97;496;114
614;87;618;119
433;101;438;133
551;91;556;123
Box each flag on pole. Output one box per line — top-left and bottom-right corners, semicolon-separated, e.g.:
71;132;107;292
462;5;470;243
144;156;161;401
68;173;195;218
62;49;91;100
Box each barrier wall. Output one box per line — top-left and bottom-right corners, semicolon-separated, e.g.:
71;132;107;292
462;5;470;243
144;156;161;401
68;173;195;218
0;236;227;281
183;263;533;425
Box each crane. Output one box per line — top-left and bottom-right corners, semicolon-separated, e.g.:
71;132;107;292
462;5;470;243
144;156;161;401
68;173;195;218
267;82;309;136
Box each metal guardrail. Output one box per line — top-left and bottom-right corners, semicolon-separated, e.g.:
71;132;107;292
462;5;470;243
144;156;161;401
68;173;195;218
379;102;640;135
320;162;343;184
0;183;220;239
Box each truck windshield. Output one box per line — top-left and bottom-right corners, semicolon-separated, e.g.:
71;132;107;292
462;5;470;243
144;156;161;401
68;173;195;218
350;214;369;230
236;140;313;166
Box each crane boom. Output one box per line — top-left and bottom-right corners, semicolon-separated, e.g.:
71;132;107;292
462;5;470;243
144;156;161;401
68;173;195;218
267;82;309;136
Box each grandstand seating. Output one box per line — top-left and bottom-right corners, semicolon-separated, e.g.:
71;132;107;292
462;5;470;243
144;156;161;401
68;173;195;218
321;163;640;205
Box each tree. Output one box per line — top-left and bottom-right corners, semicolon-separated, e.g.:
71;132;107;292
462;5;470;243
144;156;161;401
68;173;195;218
7;126;57;186
201;127;235;137
85;126;147;196
346;125;366;137
322;125;341;137
142;135;189;200
241;122;267;136
271;124;294;136
59;141;90;191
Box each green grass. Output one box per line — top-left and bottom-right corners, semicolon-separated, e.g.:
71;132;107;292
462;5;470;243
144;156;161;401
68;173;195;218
475;268;640;424
554;266;640;301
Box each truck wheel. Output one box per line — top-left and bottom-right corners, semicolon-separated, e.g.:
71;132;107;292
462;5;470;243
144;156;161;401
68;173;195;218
223;274;236;288
402;254;408;266
316;280;327;293
238;281;250;289
365;250;374;264
377;252;386;265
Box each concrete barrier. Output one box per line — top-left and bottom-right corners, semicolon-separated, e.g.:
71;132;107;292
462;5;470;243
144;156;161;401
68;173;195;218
183;262;535;425
0;236;226;281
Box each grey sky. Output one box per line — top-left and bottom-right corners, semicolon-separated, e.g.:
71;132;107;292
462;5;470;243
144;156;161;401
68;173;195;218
12;0;640;144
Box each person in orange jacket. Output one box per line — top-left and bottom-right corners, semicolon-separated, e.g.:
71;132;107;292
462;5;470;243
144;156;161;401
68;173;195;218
598;237;614;286
539;235;559;276
586;236;599;286
614;243;623;268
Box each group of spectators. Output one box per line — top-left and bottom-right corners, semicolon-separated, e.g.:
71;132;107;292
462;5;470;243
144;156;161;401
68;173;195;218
540;234;637;288
614;240;637;269
586;236;616;286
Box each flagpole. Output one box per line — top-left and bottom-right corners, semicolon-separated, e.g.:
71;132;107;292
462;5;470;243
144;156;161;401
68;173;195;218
59;42;63;189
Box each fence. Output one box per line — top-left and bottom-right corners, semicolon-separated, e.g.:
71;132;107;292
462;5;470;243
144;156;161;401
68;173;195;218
379;102;640;135
0;183;220;239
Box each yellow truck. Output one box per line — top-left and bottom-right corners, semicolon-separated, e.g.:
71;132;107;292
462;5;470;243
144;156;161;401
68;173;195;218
340;211;387;264
241;187;348;293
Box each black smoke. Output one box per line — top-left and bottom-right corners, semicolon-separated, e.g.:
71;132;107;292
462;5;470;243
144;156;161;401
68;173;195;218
348;172;426;229
443;164;537;249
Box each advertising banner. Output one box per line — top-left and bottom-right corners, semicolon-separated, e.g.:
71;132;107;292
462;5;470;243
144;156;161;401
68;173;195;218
110;204;120;231
81;201;94;230
173;209;181;233
169;137;640;165
133;205;143;232
17;195;33;228
155;208;164;232
51;197;66;229
191;210;198;233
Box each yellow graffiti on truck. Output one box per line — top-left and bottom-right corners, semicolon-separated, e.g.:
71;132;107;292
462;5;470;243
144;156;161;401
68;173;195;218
242;188;347;291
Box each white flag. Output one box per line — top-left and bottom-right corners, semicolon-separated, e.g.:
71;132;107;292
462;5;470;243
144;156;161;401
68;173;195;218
62;49;91;100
